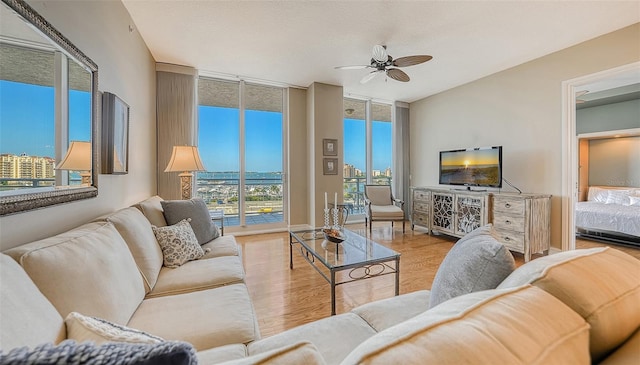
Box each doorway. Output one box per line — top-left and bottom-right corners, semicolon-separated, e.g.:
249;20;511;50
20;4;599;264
561;61;640;251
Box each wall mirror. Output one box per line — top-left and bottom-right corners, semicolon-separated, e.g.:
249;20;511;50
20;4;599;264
0;0;98;215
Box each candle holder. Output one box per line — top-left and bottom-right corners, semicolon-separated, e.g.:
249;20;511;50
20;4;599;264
323;208;330;229
332;207;340;230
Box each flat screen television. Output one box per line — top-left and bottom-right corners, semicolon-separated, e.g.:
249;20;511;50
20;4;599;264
439;146;502;188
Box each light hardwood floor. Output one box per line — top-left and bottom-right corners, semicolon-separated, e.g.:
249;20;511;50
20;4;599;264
234;222;640;338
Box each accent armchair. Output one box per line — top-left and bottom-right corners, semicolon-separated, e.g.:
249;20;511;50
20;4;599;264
363;185;405;233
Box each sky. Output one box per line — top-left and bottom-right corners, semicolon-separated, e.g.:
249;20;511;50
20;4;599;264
199;108;392;173
1;80;392;174
0;80;91;157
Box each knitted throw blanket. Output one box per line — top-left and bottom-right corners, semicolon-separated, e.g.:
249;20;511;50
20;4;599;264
0;340;197;365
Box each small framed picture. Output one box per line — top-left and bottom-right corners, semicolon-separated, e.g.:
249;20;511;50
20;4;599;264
323;138;337;156
323;158;338;175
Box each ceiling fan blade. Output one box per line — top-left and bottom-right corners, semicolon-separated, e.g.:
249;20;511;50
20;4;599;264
386;68;410;82
361;71;382;84
372;45;388;63
393;55;433;67
335;65;374;70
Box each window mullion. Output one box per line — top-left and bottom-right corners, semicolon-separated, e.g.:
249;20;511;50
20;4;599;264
54;51;69;186
365;100;372;185
239;80;246;226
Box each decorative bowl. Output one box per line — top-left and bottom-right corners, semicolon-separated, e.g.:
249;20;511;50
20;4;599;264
323;228;345;243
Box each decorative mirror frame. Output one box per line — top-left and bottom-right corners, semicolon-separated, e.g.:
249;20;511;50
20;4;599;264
0;0;99;215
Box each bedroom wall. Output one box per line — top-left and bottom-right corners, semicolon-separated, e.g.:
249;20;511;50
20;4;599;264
589;136;640;187
577;99;640;134
0;1;157;250
409;23;640;249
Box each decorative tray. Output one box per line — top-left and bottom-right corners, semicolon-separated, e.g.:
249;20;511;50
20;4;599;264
322;228;345;243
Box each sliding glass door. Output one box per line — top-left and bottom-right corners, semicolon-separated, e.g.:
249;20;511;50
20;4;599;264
197;78;285;228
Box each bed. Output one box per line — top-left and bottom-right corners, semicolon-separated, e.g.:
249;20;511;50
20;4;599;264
575;186;640;245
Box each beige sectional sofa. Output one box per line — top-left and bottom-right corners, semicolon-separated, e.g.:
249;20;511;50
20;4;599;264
1;196;639;364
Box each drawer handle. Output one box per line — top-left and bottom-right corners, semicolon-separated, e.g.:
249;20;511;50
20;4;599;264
505;220;511;225
504;203;511;208
504;236;511;241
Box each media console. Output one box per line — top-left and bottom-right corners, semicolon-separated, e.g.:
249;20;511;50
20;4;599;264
411;187;551;262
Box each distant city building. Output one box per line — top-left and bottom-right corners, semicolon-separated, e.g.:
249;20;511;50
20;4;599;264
372;169;381;177
343;163;356;178
0;153;55;179
384;167;392;177
355;168;362;176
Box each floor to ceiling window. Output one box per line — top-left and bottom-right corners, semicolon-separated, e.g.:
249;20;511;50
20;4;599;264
343;98;393;216
197;78;285;227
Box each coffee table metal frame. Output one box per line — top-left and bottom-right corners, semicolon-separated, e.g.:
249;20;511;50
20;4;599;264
289;228;400;315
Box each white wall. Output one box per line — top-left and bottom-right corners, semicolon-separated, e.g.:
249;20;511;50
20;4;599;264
0;1;156;250
577;99;640;134
410;23;640;248
589;137;640;187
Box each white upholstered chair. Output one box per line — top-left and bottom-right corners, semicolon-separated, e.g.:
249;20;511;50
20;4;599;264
364;185;405;233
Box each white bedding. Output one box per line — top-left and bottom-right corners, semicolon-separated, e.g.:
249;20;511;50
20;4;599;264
575;201;640;237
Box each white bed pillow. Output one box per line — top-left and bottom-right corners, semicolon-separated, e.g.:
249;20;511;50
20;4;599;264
588;187;609;203
605;190;632;206
629;196;640;206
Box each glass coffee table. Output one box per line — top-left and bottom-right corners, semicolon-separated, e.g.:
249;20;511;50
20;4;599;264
289;228;400;315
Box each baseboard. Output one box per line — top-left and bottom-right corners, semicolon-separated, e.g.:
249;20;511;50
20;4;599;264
549;247;562;255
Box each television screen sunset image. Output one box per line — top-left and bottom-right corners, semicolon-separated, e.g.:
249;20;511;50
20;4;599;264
439;148;501;186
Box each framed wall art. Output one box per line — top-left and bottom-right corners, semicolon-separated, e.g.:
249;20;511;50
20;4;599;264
323;138;337;156
101;92;129;174
323;158;338;175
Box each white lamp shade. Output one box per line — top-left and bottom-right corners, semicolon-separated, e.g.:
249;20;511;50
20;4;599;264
56;141;91;171
165;145;206;172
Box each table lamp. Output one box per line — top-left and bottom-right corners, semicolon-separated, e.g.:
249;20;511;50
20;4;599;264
56;141;91;186
164;145;206;200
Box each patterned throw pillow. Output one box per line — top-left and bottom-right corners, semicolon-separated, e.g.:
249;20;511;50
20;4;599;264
65;312;164;345
152;219;205;268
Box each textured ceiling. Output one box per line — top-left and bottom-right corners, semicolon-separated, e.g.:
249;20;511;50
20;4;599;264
123;1;639;103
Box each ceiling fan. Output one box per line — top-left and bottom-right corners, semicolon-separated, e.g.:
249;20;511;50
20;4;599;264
335;45;433;84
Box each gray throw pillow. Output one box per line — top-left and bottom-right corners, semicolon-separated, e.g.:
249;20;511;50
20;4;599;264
429;224;516;308
161;198;219;245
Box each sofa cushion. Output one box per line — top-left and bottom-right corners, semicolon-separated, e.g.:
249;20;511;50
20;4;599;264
351;290;430;332
248;313;376;365
128;284;260;351
104;207;164;292
598;327;640;365
147;256;245;298
221;342;326;365
429;224;515;308
201;235;240;258
196;344;247;364
133;195;168;227
497;247;640;362
161;198;220;245
341;285;590;365
65;312;164;345
1;340;197;365
0;254;65;351
4;222;146;326
152;219;205;268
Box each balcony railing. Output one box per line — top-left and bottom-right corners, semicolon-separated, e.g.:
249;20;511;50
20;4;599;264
343;176;391;215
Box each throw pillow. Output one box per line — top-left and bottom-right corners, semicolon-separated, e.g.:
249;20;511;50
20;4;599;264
152;219;205;268
161;198;220;245
0;340;196;365
65;312;164;345
589;187;609;203
429;224;516;308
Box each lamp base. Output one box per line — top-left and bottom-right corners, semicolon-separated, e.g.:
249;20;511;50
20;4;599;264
80;172;91;186
179;172;193;200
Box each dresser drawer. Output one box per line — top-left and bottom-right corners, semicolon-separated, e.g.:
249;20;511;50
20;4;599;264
492;214;525;233
493;197;525;215
412;213;429;226
414;201;430;213
413;190;431;202
494;228;525;252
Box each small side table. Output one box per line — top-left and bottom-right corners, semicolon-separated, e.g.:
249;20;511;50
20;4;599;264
209;209;225;236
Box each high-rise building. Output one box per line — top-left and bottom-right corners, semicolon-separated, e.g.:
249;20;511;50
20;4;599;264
343;163;357;178
0;153;55;179
384;167;392;177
